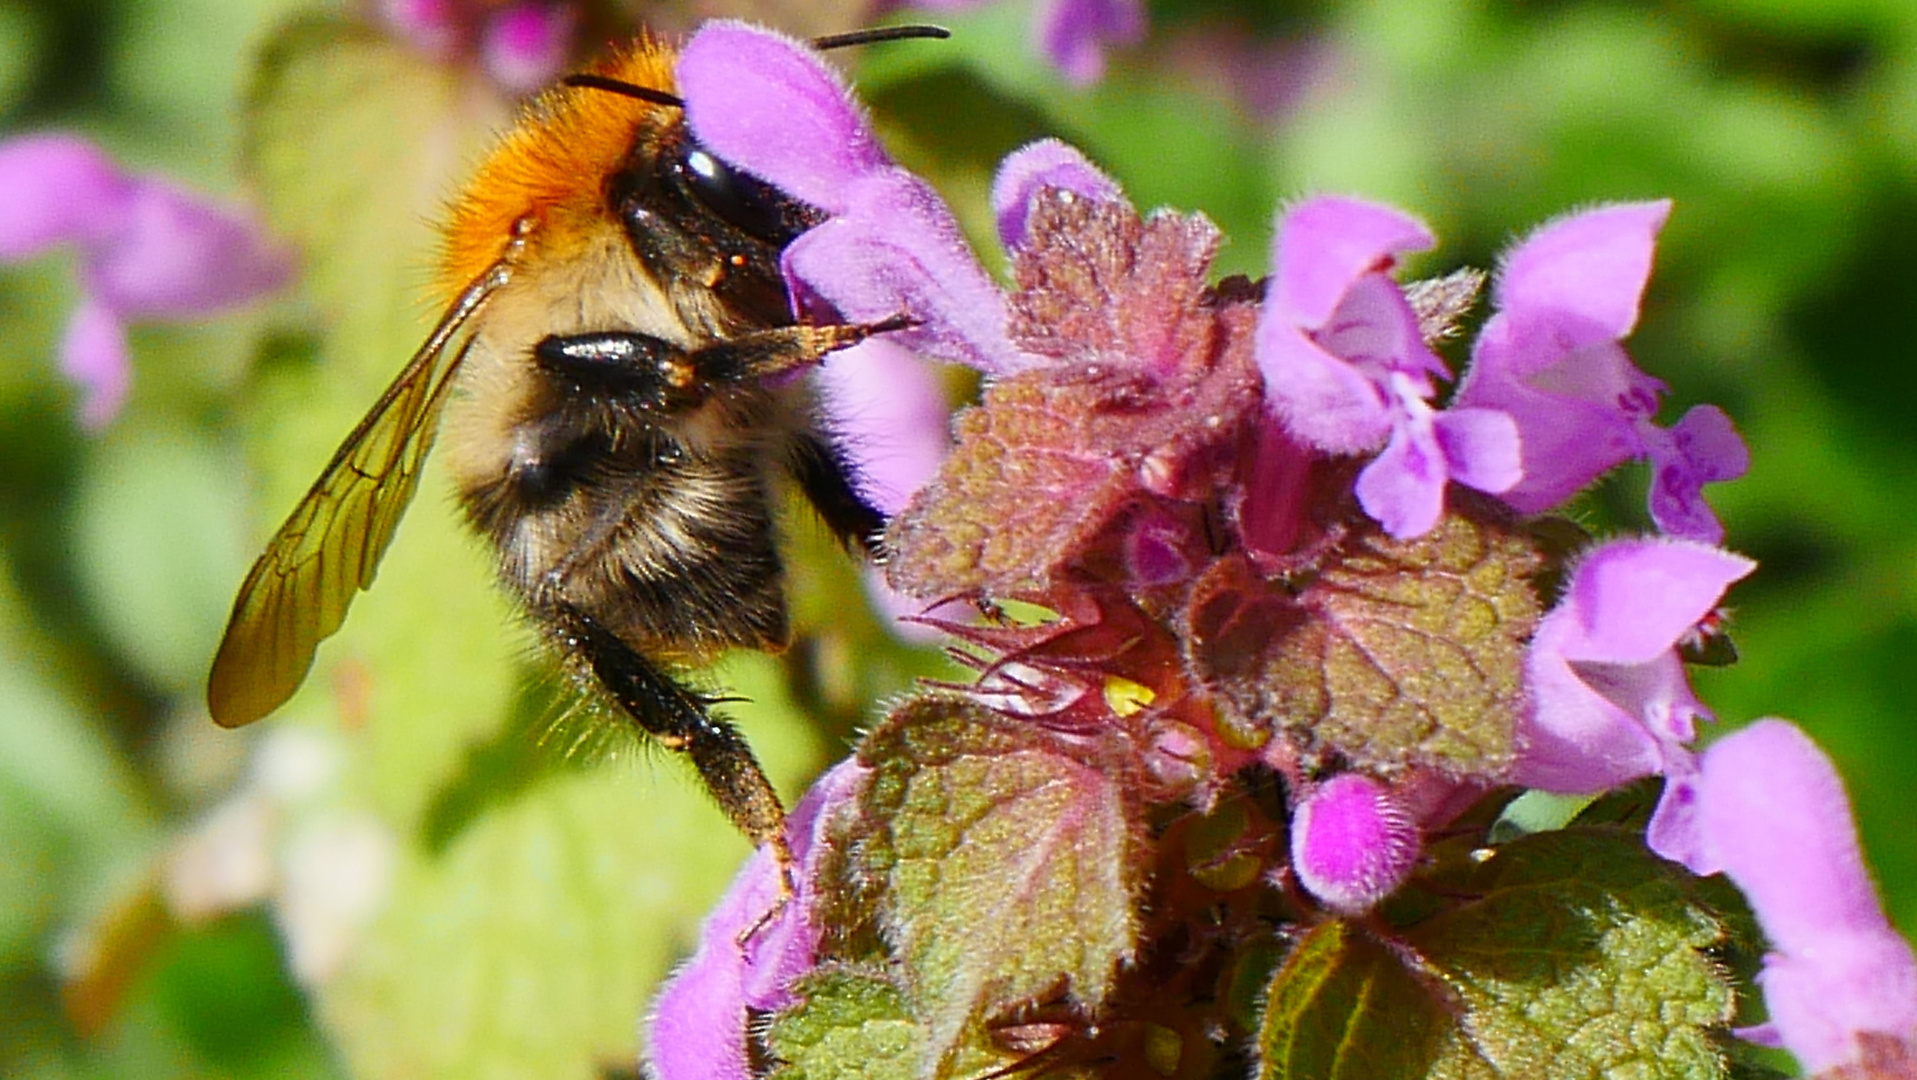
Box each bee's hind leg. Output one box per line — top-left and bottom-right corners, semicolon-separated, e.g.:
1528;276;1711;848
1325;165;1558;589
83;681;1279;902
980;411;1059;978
554;604;795;932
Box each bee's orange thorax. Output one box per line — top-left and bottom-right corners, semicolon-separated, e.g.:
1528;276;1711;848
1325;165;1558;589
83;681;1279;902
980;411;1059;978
437;37;679;300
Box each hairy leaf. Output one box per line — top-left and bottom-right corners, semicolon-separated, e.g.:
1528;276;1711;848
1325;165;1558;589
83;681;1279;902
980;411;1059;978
1257;920;1455;1080
1411;828;1735;1079
1187;505;1542;778
845;696;1145;1078
766;966;925;1080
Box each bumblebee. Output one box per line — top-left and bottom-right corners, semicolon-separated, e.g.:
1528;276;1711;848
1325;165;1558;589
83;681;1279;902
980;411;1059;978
208;27;940;880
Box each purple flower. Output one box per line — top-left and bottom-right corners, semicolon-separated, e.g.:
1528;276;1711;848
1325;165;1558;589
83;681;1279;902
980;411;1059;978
646;759;869;1080
0;134;291;429
677;22;1027;376
1289;772;1420;915
1511;538;1754;866
1452;202;1749;544
1693;720;1917;1074
1255;196;1520;539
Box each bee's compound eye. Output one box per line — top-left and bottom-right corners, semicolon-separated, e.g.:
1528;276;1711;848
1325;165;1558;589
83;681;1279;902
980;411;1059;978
679;145;792;244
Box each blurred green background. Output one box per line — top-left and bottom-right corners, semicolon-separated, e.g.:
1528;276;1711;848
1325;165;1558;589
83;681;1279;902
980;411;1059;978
3;0;1915;1077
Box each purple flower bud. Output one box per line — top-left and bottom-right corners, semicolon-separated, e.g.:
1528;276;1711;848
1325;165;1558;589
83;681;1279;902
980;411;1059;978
0;134;291;429
1452;201;1749;543
991;139;1125;251
646;759;870;1080
678;22;1026;376
1289;772;1420;915
1694;720;1917;1074
1255;195;1519;538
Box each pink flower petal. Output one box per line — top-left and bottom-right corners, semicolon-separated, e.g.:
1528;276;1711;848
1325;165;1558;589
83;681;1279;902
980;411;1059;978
1514;539;1753;793
813;337;949;515
0;134;134;259
784;175;1023;374
1432;405;1521;494
1645;404;1749;544
83;178;292;319
1354;404;1446;539
1268;196;1433;328
1492;200;1670;348
59;294;130;430
647;760;870;1080
1696;720;1917;1073
678;21;889;212
1291;773;1420;914
1037;0;1145;86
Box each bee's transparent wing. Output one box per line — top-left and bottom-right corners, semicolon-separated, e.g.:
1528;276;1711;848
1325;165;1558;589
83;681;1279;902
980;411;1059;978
207;259;512;727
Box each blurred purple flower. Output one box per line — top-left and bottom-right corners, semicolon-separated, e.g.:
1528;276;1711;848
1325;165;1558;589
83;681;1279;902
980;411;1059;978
1694;720;1917;1074
1452;201;1749;543
0;134;291;429
1289;772;1420;915
878;0;1143;85
377;0;463;59
1038;0;1145;85
1512;538;1754;865
678;21;1027;376
1255;196;1520;539
481;2;578;93
378;0;578;91
646;759;870;1080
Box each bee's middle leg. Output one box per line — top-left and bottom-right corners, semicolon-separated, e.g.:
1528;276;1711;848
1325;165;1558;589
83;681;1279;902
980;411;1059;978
554;603;793;897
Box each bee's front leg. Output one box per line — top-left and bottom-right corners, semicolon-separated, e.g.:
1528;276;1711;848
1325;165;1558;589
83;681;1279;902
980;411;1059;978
534;315;913;406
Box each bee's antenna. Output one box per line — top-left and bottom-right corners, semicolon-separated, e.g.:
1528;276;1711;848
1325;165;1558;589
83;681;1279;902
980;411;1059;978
812;25;950;50
561;74;685;109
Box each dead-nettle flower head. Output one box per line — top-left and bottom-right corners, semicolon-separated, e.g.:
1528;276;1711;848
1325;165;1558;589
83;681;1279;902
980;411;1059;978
660;21;1896;1080
0;134;292;428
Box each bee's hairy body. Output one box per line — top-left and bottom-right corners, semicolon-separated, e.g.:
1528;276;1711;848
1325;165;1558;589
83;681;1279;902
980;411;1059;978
445;220;807;665
208;36;895;873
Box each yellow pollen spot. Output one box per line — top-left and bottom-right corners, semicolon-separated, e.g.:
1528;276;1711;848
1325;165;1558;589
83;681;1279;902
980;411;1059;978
1102;676;1156;717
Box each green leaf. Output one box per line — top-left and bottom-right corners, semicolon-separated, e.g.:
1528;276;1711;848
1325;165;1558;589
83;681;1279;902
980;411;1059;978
1409;828;1734;1080
317;767;751;1080
766;966;926;1080
1257;920;1458;1080
845;696;1144;1078
1189;505;1544;778
244;15;504;387
1257;829;1736;1080
73;423;250;695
